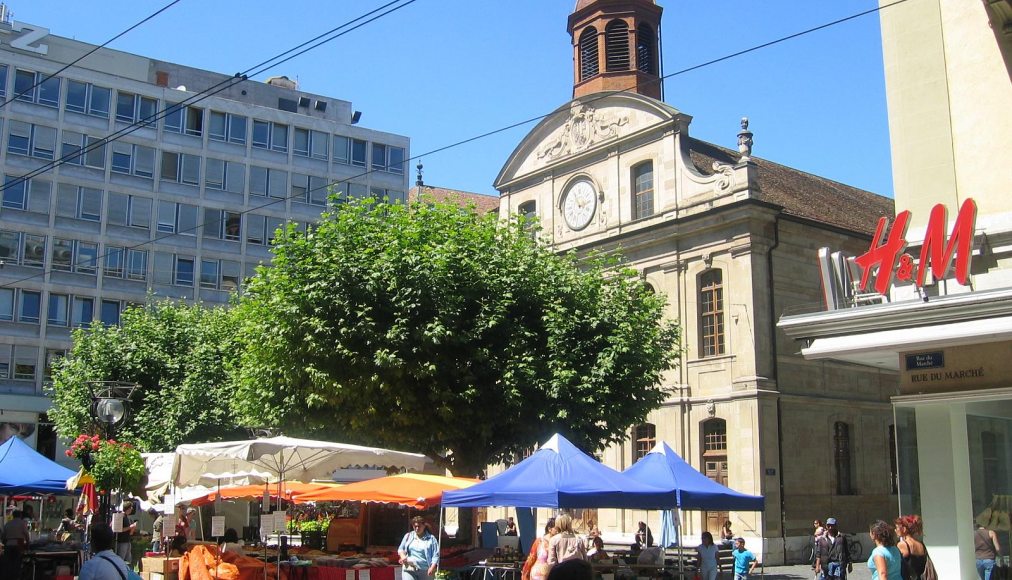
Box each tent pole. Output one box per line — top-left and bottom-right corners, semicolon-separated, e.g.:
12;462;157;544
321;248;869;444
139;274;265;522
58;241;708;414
436;505;445;574
676;509;682;577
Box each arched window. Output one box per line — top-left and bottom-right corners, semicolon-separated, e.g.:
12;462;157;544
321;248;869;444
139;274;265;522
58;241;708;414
579;27;599;81
632;161;654;219
699;270;725;357
703;419;727;456
636;24;657;75
834;421;853;495
633;423;656;461
518;200;537;235
605;20;630;71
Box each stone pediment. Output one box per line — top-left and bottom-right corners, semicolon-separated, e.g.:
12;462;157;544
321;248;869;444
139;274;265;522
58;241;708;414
495;92;682;189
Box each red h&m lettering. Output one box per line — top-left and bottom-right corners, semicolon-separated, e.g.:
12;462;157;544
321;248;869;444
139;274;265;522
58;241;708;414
917;198;977;287
855;210;910;295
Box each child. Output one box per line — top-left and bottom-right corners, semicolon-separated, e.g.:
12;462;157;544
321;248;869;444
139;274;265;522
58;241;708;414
731;538;757;580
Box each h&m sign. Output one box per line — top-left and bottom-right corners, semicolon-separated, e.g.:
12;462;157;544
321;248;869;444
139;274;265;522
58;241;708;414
818;199;977;309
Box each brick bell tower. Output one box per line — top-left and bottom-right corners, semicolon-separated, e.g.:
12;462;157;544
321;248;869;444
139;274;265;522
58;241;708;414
568;0;663;100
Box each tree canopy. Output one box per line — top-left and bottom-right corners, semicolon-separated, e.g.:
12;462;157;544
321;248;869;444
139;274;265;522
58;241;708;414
232;198;680;476
48;300;246;451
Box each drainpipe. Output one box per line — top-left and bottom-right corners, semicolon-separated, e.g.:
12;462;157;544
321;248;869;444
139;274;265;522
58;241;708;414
766;213;787;564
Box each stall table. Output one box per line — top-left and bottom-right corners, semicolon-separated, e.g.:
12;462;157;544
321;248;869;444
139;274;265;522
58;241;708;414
283;565;402;580
25;549;82;579
469;563;521;580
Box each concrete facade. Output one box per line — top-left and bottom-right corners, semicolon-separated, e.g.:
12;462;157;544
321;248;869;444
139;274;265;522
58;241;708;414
0;18;409;461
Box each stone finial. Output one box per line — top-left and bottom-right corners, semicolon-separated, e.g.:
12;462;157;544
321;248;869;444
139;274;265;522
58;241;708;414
737;116;754;161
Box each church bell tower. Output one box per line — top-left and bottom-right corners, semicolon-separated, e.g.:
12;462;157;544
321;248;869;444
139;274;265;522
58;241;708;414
568;0;663;100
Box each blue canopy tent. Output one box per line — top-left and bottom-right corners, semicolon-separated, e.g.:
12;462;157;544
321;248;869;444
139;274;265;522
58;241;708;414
442;434;675;559
624;442;764;548
0;436;79;495
442;434;675;509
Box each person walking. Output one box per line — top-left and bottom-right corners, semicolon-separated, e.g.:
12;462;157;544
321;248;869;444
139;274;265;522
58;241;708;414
116;500;138;567
398;516;439;580
815;517;852;579
867;520;902;580
79;523;132;580
696;531;720;580
812;519;827;568
895;515;928;579
731;537;757;580
975;522;1002;580
548;514;587;565
524;521;558;580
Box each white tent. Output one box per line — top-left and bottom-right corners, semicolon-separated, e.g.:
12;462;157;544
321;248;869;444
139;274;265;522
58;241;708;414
172;436;429;487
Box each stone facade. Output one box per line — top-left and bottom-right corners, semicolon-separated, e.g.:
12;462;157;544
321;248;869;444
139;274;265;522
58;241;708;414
493;66;897;563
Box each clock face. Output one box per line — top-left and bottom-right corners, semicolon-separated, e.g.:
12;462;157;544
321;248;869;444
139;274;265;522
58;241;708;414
563;180;597;231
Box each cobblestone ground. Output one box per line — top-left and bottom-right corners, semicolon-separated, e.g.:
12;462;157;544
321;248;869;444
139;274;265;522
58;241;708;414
750;564;872;580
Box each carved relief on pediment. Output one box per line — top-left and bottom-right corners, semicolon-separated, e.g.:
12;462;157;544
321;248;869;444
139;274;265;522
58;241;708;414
536;104;629;163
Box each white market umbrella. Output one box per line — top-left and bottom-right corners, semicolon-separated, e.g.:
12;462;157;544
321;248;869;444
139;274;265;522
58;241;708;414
171;436;429;487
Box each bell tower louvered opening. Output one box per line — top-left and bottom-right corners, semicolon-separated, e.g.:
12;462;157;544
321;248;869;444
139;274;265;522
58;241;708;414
605;20;630;71
579;27;600;81
568;0;663;100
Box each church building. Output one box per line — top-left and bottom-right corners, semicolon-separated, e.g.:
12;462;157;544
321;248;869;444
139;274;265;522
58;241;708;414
494;0;898;563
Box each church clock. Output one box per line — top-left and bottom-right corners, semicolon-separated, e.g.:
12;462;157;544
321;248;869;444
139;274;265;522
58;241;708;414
562;179;597;231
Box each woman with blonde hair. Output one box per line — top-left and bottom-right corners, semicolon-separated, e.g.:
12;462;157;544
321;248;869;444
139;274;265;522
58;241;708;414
548;514;588;564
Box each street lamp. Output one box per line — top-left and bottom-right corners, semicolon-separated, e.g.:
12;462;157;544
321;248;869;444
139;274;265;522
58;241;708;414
85;381;138;522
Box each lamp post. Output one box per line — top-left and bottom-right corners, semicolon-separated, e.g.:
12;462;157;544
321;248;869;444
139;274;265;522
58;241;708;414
86;381;138;522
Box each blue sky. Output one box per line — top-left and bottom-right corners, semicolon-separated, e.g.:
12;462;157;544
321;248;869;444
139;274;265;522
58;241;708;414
15;0;894;198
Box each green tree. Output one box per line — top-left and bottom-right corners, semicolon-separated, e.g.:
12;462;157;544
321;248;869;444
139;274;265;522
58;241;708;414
233;198;679;476
48;300;246;451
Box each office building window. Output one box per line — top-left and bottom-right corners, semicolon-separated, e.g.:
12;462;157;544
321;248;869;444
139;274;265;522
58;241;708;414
208;110;247;144
160;151;201;185
72;296;94;327
200;259;219;289
221;260;241;291
65;80;111;117
249;166;288;198
105;247;124;278
44;350;66;380
47;293;70;326
111;143;155;178
204;158;245;194
293;127;329;159
333;135;350;164
19;290;42;323
0;288;13;321
127;249;147;281
370;143;406;174
202;209;241;241
351;139;367;167
3;176;51;214
164;104;203;136
632;161;654;220
100;300;121;326
51;239;98;275
246;215;285;246
20;234;46;268
60;131;106;168
175;256;194;286
699;269;725;357
252;120;289;152
115;91;158;125
0;65;7;98
107;193;152;229
292;173;331;206
8;120;57;160
14;69;60;107
157;201;198;235
13;345;38;380
56;184;103;221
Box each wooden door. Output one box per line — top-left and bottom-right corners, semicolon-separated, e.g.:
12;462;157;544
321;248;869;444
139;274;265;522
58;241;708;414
703;458;728;535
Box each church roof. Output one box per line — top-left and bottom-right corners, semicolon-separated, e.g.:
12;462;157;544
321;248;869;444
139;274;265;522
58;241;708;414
409;185;500;214
685;137;894;237
574;0;655;10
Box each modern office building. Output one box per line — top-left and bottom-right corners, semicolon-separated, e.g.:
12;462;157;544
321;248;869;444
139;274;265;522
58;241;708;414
0;15;410;461
779;1;1012;577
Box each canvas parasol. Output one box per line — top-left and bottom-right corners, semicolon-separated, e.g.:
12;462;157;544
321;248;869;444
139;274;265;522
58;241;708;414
294;473;479;508
172;436;429;487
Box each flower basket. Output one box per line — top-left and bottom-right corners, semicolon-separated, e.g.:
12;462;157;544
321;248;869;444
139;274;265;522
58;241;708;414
67;434;144;493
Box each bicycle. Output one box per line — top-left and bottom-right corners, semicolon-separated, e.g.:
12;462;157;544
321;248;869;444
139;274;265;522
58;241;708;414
846;534;864;561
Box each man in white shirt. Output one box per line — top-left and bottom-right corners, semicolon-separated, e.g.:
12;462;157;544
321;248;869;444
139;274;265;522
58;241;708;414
79;523;131;580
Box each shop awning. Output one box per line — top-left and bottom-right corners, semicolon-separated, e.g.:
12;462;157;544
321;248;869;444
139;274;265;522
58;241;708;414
294;473;479;508
189;481;342;507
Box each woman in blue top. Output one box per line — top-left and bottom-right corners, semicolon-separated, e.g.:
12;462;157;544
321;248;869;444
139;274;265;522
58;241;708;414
867;520;903;580
398;516;440;580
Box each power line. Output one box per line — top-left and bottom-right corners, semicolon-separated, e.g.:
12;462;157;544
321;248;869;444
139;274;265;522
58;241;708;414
0;0;185;111
0;0;905;290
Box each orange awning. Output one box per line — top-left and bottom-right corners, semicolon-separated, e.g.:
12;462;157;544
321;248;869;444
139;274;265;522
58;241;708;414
294;473;478;509
189;481;341;507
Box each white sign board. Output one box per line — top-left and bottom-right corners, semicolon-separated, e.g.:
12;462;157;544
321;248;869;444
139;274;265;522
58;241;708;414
211;515;226;538
111;512;124;533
